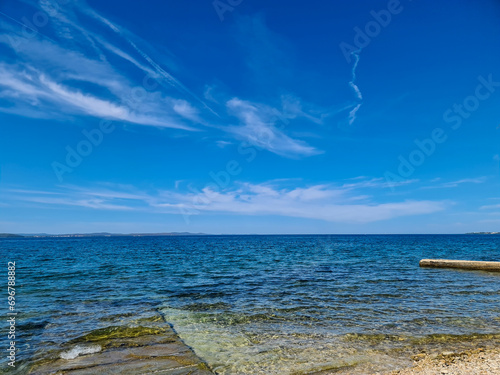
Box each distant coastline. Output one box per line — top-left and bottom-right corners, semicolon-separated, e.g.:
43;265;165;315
1;232;500;238
0;232;207;238
0;233;24;238
465;232;500;235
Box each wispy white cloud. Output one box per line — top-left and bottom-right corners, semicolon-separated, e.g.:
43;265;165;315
225;98;320;157
0;63;195;129
154;182;449;223
342;177;419;190
11;194;134;211
78;3;220;117
215;140;233;148
0;1;205;130
0;2;326;158
171;99;201;122
422;177;487;190
3;185;149;211
480;205;500;210
1;178;450;223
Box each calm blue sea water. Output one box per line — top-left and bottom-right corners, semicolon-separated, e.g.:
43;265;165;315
2;235;500;374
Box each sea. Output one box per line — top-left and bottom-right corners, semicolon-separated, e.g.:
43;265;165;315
1;234;500;374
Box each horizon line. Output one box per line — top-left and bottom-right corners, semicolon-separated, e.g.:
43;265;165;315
1;232;495;237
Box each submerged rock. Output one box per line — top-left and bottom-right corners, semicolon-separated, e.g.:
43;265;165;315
29;318;214;375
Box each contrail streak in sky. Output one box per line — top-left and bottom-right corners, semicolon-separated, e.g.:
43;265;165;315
348;49;362;125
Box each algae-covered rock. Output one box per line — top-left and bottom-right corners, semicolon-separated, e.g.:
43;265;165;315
29;323;214;375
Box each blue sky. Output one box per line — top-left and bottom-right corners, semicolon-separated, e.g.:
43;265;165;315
1;0;500;234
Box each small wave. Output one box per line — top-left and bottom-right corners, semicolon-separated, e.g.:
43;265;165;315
60;345;101;360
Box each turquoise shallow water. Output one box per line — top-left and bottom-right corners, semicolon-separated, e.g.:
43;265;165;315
2;235;500;374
